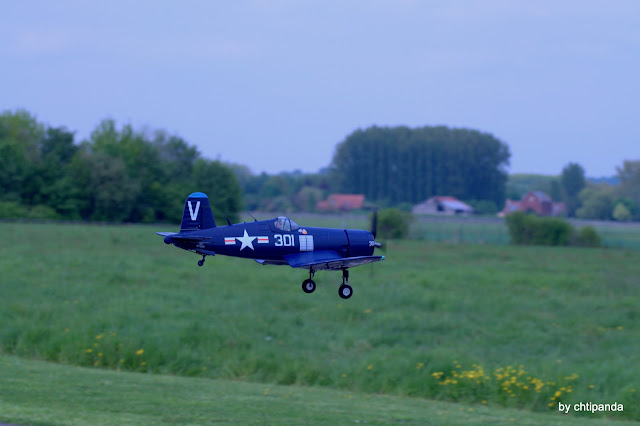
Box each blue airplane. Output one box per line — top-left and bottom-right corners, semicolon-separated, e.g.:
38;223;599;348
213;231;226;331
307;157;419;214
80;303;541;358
157;192;384;299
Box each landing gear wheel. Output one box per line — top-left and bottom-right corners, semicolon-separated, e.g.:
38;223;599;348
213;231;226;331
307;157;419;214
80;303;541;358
198;256;205;267
339;284;353;299
302;279;316;294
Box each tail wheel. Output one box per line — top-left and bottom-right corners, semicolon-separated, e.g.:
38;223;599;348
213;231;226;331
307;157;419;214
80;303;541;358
302;279;316;294
338;284;353;299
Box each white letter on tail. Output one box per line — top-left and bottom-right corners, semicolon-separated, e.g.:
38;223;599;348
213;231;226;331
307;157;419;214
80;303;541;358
188;201;200;221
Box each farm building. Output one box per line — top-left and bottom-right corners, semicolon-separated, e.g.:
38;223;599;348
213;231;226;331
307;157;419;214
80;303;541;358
412;196;474;216
316;194;365;211
500;191;565;216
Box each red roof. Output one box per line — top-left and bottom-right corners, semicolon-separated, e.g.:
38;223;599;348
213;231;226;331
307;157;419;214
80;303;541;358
317;194;365;211
430;196;460;203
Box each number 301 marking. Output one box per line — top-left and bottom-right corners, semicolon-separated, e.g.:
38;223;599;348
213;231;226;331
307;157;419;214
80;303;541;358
274;234;294;247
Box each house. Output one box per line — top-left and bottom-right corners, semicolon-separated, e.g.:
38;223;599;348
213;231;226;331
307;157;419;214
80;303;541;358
412;196;474;216
500;191;565;217
316;194;365;211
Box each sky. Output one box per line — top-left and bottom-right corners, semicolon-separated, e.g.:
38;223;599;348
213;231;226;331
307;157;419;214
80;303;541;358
1;1;638;177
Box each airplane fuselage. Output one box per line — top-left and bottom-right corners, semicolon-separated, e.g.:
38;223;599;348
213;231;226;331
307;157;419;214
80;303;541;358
163;219;376;263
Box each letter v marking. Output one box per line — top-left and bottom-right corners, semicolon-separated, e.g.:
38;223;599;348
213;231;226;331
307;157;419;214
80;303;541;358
188;201;200;221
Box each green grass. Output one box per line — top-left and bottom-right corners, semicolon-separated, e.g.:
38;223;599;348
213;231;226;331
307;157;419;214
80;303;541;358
1;222;639;422
0;355;630;425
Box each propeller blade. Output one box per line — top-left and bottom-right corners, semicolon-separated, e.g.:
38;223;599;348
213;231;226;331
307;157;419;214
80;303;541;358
372;209;378;239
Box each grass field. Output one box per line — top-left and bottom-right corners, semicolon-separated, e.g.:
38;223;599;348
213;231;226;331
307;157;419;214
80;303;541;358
0;354;627;425
1;220;639;423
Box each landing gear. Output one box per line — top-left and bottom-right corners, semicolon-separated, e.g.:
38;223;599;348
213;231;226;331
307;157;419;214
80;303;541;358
339;284;353;299
300;268;354;299
302;269;316;294
197;254;206;267
302;279;316;293
338;269;353;299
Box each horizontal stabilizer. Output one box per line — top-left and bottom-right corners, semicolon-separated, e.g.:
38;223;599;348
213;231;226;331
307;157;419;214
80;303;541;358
156;232;212;241
170;235;212;241
156;231;212;246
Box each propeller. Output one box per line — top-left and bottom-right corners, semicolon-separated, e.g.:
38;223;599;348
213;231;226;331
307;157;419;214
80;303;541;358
371;209;383;251
369;209;383;279
372;209;378;239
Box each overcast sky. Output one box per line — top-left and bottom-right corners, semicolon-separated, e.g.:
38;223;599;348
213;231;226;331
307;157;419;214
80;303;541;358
2;1;638;177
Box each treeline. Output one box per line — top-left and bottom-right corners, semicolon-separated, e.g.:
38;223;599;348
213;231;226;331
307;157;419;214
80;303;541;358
330;126;510;211
576;160;640;221
2;111;516;222
3;109;638;224
507;161;640;221
228;166;331;213
0;110;242;223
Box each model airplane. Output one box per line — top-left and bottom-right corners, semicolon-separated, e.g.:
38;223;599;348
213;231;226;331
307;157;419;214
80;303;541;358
157;192;384;299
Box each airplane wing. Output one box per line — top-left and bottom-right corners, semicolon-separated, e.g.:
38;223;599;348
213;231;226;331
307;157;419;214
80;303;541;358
283;250;385;271
254;259;288;266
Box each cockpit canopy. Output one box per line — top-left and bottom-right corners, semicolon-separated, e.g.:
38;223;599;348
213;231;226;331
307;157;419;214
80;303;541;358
274;216;299;232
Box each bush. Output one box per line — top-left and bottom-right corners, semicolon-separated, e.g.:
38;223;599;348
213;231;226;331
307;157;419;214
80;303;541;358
613;203;632;222
0;201;28;219
470;200;498;215
27;205;61;220
505;211;572;246
376;208;411;239
576;226;601;247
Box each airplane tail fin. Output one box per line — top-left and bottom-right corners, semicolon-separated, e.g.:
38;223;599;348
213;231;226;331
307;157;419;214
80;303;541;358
180;192;216;232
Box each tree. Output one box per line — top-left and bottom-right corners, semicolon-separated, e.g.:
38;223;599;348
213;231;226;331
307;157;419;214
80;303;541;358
0;110;44;202
293;186;323;211
330;125;510;207
192;159;243;223
0;110;244;223
28;127;78;211
576;186;614;220
560;163;586;217
87;153;141;222
616;160;640;220
613;202;632;222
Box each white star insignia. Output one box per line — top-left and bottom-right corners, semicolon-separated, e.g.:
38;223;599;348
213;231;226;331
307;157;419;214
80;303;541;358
236;229;256;251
